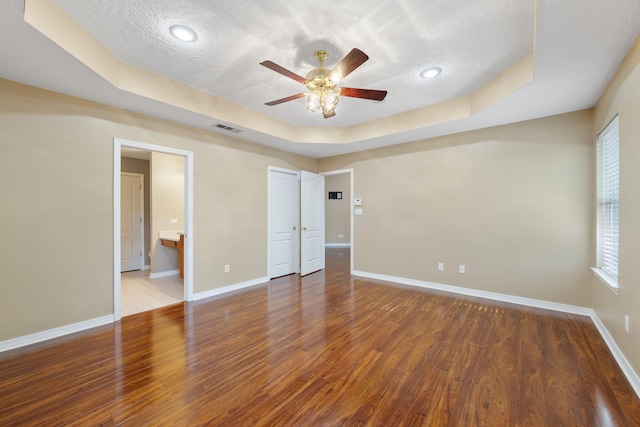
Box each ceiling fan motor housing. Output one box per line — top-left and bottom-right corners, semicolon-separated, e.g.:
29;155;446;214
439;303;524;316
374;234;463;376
305;67;338;91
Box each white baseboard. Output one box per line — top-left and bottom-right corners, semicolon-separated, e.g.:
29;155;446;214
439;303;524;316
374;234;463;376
590;312;640;397
0;275;269;353
148;269;179;279
352;270;592;315
352;269;640;398
193;276;269;301
325;243;351;248
0;315;114;353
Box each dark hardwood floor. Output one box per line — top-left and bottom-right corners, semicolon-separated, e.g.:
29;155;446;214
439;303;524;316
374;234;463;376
1;248;639;425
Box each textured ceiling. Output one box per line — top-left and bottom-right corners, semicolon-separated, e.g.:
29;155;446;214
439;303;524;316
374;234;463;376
1;0;640;158
54;0;534;128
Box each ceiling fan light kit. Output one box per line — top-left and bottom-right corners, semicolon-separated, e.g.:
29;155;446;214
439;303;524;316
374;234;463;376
261;48;387;119
303;50;340;116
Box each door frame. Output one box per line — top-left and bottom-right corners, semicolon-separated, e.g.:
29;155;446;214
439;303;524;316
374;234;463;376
267;166;301;279
267;167;355;277
120;172;145;272
320;169;354;275
113;138;194;321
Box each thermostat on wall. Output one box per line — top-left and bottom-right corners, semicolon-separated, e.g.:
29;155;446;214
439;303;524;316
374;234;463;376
354;198;362;206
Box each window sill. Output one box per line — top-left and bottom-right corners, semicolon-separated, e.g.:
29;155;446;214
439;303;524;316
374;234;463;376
591;267;620;296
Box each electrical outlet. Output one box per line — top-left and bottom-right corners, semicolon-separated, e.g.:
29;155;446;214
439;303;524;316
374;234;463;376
625;315;630;333
224;264;230;273
170;218;178;224
459;265;466;274
438;262;444;271
338;234;344;238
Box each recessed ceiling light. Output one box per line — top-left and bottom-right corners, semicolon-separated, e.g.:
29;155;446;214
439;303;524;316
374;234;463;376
169;25;198;42
420;67;442;78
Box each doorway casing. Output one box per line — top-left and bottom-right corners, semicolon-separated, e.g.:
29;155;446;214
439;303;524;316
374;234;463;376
113;138;194;321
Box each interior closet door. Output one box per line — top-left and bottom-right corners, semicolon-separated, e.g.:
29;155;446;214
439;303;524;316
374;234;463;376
121;173;143;272
300;170;325;276
269;169;299;278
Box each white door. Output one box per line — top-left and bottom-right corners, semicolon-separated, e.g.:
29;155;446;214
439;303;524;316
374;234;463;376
121;173;143;272
301;170;325;276
269;170;299;278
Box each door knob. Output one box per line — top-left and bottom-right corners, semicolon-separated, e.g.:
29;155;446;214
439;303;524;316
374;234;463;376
293;226;297;231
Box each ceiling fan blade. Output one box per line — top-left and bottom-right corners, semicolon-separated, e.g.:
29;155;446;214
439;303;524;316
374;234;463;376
260;60;307;84
340;87;388;101
264;93;305;106
329;48;369;82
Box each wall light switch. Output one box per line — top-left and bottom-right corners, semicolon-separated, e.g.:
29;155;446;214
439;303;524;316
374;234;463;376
355;208;363;216
625;315;630;333
224;264;230;273
170;218;178;224
354;198;362;206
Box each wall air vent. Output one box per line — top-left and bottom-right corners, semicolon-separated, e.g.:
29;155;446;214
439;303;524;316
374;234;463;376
214;123;242;133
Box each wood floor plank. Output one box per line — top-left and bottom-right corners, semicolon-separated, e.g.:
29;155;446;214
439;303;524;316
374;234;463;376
562;314;638;426
515;308;546;427
536;312;600;425
1;248;639;425
462;306;521;426
421;340;484;425
345;367;407;425
396;368;450;427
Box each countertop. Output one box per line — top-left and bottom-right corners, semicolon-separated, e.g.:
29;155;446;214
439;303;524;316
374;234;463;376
158;230;184;242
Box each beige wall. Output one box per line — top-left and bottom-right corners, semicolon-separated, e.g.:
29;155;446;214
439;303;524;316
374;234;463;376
0;79;317;341
320;110;594;307
150;152;184;274
0;77;595;343
2;37;638;385
325;173;351;245
121;157;151;266
592;37;640;376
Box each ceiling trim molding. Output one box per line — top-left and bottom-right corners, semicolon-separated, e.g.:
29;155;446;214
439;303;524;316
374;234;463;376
24;0;537;147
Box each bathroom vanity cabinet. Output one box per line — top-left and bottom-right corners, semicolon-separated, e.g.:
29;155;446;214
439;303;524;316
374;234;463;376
160;233;184;279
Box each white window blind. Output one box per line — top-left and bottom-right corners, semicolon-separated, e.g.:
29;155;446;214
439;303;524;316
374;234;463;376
597;116;619;280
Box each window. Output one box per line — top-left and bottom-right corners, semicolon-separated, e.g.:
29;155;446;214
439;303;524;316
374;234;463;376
594;116;619;293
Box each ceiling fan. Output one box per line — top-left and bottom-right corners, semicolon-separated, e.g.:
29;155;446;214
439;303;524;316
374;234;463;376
260;48;388;119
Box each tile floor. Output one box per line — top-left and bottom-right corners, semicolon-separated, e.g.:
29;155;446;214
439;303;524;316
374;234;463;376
120;270;183;317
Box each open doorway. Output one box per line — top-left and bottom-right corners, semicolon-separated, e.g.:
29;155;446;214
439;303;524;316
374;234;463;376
113;138;194;321
321;169;354;273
